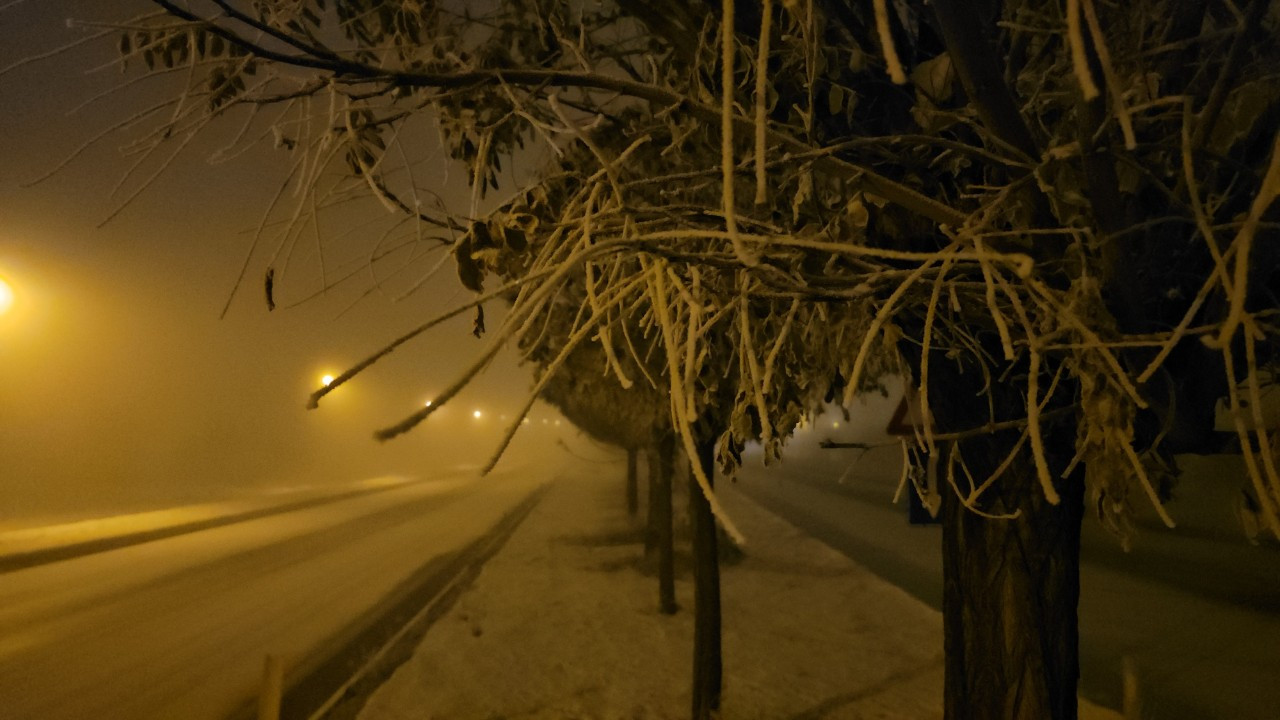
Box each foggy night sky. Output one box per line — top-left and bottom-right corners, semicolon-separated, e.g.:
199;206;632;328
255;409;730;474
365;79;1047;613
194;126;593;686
0;1;545;526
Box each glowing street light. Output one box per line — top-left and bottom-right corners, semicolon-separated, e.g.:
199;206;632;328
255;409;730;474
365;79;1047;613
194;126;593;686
0;276;14;316
472;410;482;419
321;374;335;387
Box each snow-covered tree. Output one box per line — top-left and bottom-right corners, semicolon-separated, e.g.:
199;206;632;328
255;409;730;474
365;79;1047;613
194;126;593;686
536;340;649;513
66;1;1280;717
518;282;681;616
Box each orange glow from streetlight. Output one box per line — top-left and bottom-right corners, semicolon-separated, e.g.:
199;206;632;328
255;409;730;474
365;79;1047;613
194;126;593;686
0;276;13;316
321;374;335;387
472;410;482;419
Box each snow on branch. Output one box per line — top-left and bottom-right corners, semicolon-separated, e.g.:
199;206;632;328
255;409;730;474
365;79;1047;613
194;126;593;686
75;0;1280;544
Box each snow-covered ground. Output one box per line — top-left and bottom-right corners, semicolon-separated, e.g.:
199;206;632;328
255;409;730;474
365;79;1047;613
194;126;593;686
0;466;550;720
356;464;1122;720
0;475;418;561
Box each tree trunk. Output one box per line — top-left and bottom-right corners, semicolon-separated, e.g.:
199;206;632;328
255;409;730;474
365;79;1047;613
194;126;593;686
925;358;1085;720
689;434;722;720
645;446;660;556
916;20;1088;711
626;446;639;516
655;431;677;615
940;454;1084;719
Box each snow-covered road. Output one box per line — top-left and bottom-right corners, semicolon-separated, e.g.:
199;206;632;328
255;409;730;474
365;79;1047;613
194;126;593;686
0;467;551;720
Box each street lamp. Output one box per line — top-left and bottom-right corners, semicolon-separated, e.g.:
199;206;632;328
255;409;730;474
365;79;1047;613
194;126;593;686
0;276;14;317
321;374;335;386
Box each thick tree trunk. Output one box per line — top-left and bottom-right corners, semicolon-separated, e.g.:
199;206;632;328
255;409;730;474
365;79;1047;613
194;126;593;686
654;431;677;615
926;359;1085;720
689;434;722;720
626;446;639;516
940;452;1084;720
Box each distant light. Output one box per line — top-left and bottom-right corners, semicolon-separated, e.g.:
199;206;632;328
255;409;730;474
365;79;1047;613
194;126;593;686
473;410;482;419
321;374;335;386
425;400;433;407
0;276;13;316
522;417;530;425
541;419;548;425
832;421;840;429
554;419;561;426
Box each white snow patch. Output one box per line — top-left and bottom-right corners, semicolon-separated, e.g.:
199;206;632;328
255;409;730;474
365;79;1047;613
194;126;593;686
358;470;947;719
0;475;423;557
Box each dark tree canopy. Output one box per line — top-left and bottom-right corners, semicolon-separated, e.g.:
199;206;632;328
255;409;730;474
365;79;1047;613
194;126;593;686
48;1;1280;715
99;2;1280;540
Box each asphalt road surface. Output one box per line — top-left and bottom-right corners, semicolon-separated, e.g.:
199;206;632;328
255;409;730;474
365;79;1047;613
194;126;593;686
736;445;1280;720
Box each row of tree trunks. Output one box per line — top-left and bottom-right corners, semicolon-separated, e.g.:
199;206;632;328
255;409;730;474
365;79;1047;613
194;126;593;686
638;427;719;717
633;377;1080;720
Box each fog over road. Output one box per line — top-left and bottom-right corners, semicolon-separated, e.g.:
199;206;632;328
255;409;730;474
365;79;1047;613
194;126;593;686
0;467;551;720
737;444;1280;720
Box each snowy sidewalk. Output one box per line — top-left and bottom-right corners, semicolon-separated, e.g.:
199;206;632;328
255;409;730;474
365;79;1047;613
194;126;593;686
356;466;948;719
